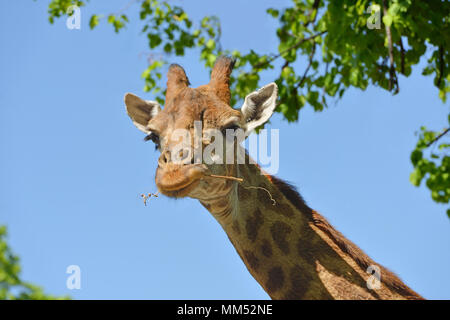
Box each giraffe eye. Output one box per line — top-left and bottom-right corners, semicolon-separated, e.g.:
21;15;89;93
144;132;160;150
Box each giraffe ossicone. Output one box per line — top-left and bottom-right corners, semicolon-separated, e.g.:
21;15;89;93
125;56;423;300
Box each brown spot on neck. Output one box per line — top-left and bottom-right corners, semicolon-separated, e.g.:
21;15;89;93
231;220;241;235
265;266;285;295
270;221;292;255
243;250;260;271
245;208;264;242
261;239;273;258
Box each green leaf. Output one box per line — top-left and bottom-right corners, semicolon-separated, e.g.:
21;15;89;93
410;168;422;186
89;15;99;30
267;8;279;18
382;14;393;27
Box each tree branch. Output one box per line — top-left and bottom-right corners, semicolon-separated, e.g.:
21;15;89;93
383;0;398;93
399;38;405;74
296;43;316;89
304;0;321;28
252;31;327;69
426;127;450;147
437;45;444;88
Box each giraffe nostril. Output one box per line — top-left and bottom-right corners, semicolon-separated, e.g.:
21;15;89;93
180;148;191;162
159;148;193;166
164;150;171;163
158;150;171;166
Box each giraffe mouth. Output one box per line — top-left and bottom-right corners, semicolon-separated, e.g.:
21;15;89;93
155;164;207;198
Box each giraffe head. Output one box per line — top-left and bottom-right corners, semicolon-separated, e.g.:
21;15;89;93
125;56;278;199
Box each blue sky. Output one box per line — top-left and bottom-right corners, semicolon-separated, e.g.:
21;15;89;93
0;1;449;299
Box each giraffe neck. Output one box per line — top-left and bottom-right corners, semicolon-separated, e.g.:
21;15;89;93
199;163;422;300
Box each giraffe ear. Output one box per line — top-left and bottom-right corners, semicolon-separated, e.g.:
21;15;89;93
124;93;161;133
240;83;278;133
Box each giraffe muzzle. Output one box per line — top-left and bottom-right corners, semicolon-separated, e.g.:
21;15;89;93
155;163;207;198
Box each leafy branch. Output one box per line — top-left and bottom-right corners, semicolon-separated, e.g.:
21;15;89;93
0;225;70;299
426;127;450;147
410;120;450;218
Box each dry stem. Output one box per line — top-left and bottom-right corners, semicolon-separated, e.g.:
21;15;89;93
207;174;244;183
141;174;278;206
207;174;276;205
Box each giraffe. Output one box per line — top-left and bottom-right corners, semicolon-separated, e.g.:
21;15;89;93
124;56;423;300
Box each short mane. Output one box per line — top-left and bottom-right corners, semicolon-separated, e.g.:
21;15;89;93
268;175;424;300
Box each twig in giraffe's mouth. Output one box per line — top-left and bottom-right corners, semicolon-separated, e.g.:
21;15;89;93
140;174;276;206
206;174;244;183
